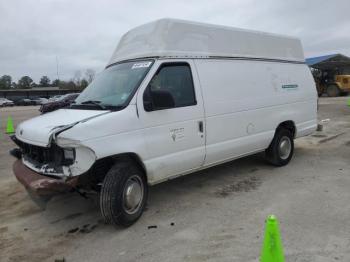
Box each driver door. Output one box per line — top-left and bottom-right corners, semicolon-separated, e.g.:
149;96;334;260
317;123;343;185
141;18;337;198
137;60;206;184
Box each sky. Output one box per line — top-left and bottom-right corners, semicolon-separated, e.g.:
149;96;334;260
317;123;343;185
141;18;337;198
0;0;349;83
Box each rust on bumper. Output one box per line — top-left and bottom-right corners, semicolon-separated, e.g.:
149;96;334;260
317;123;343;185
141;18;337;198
13;159;78;196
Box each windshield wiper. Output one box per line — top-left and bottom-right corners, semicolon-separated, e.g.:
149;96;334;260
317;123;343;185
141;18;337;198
71;100;125;111
80;100;106;110
107;105;126;111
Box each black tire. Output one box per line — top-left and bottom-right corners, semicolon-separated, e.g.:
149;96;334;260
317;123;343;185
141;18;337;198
326;84;340;97
265;128;294;166
100;160;148;227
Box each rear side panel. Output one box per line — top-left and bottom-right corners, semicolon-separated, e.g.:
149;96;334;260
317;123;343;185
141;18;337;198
194;59;317;166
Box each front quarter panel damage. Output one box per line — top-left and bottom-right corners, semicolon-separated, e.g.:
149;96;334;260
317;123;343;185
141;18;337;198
65;146;96;176
54;135;97;177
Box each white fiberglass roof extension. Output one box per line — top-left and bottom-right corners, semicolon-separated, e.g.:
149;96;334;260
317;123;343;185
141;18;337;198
108;18;305;66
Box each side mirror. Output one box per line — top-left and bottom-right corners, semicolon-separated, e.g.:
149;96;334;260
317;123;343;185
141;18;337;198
143;89;153;111
143;89;175;111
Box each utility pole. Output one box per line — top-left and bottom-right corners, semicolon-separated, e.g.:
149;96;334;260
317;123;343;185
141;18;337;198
56;56;60;81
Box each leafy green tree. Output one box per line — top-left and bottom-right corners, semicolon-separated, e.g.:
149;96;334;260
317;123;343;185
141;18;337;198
51;79;60;87
67;80;77;90
58;80;67;89
80;79;89;89
0;75;12;89
39;76;50;87
58;80;77;90
17;76;33;89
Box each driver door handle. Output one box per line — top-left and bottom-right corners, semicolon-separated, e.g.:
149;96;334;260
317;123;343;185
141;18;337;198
198;121;204;133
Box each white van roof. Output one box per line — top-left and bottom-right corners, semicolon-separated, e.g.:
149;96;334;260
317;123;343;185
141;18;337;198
108;18;305;66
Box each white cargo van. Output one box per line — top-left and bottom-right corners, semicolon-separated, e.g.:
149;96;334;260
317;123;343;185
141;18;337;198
11;19;317;226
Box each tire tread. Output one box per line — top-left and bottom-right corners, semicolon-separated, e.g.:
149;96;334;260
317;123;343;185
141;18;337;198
100;161;147;227
265;128;294;166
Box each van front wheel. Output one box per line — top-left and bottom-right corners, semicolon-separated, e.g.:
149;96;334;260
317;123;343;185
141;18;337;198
100;161;148;227
265;128;294;166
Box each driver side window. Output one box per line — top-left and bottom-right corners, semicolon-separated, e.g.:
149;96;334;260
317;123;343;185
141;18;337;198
144;63;196;111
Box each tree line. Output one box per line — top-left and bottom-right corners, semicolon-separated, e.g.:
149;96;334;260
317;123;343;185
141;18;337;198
0;69;95;90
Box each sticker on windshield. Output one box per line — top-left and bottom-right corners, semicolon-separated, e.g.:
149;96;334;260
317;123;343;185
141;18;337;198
131;62;152;69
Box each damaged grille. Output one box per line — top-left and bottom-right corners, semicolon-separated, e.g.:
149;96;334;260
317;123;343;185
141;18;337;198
12;137;64;166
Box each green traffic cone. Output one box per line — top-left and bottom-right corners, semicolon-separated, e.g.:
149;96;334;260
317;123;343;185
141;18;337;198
260;215;285;262
6;116;15;134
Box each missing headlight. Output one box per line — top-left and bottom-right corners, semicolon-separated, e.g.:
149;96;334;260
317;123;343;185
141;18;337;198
63;148;75;165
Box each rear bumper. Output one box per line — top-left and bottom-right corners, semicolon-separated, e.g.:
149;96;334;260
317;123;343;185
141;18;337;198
13;159;78;196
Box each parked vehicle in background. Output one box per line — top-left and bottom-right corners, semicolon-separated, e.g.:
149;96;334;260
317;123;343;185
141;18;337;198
32;97;48;105
307;54;350;97
313;73;350;97
15;98;36;106
0;98;14;107
49;95;63;101
39;93;79;113
10;19;317;227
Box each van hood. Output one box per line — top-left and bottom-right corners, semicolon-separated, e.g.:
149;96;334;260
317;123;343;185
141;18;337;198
15;109;109;147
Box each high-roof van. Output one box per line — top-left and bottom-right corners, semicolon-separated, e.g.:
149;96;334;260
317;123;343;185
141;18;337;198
11;19;317;226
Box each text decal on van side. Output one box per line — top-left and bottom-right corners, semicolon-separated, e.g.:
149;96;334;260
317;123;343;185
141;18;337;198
170;128;185;142
132;62;152;69
282;84;298;89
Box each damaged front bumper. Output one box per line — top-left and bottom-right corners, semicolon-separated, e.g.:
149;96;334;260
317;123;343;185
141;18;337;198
13;159;78;196
10;134;97;207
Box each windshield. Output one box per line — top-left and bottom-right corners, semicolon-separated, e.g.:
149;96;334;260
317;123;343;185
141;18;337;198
74;60;153;109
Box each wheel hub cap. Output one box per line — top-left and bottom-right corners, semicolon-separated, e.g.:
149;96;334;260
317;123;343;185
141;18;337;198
123;176;143;214
279;136;291;160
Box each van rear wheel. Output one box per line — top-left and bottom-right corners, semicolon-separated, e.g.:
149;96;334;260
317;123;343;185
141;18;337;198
265;128;294;166
100;161;148;227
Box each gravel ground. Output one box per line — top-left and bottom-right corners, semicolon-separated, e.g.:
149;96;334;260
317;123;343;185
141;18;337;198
0;98;349;262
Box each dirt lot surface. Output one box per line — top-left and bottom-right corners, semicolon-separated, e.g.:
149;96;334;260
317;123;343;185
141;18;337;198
1;98;350;262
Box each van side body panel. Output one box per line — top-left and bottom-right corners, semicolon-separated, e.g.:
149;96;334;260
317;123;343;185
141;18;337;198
194;59;317;166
